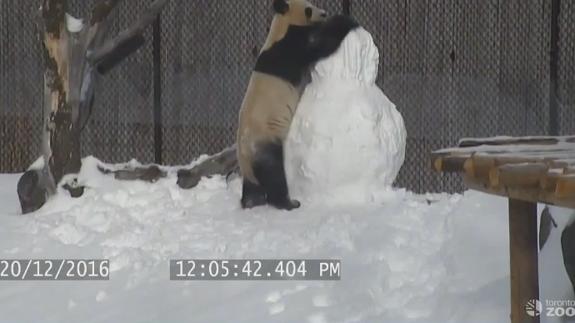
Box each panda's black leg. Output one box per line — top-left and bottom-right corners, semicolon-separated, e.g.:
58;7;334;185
241;179;267;209
253;142;300;211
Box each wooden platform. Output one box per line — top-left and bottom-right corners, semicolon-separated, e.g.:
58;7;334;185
432;135;575;323
433;136;575;209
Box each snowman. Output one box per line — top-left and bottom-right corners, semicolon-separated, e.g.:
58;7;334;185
285;27;407;204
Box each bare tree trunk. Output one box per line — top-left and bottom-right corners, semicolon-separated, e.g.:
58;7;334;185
41;0;81;190
18;0;169;214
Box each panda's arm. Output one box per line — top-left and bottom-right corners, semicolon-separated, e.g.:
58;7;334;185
307;15;360;63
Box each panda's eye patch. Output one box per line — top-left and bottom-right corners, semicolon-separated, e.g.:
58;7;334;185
305;7;313;18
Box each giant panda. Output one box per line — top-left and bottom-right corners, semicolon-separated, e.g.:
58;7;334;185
237;0;359;210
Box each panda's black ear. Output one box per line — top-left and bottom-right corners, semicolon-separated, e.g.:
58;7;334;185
273;0;289;14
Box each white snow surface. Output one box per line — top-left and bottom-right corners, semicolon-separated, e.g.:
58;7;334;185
0;156;573;322
285;28;406;204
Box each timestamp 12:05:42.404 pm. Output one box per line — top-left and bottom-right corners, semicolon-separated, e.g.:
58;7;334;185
170;259;341;281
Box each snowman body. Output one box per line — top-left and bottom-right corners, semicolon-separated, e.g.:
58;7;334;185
285;27;407;204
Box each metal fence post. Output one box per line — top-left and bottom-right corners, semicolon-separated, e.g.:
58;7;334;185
342;0;351;15
549;0;561;136
153;15;163;164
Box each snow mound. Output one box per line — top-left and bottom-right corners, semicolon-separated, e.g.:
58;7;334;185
286;27;407;204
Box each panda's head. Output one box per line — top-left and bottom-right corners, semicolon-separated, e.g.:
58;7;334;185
273;0;328;26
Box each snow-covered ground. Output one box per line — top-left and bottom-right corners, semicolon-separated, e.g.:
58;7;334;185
0;157;573;323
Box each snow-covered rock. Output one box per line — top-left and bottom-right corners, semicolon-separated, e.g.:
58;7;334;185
285;27;407;204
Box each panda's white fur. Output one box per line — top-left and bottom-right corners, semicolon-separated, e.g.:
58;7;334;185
238;72;300;183
237;0;359;210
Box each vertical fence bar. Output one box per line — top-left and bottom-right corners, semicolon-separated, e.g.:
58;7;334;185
342;0;351;15
153;15;163;164
549;0;561;136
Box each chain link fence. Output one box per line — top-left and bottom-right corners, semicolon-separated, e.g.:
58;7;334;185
1;0;573;193
559;0;575;135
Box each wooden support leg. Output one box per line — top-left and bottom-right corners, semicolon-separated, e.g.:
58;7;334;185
509;199;540;323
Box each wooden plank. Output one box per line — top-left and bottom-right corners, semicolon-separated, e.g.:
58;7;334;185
508;199;539;323
492;163;548;189
458;136;575;148
460;137;560;147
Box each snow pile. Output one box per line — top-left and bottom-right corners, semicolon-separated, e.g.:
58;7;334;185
65;14;84;33
0;157;572;322
285;27;406;204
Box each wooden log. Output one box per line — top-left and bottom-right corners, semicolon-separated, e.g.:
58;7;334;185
464;174;575;209
177;146;238;189
508;199;539;323
433;151;555;178
463;155;495;185
95;146;238;188
561;221;575;295
432;155;469;173
463;155;568;188
99;165;167;183
506;187;542;205
95;144;239;188
540;172;561;193
555;176;575;199
490;163;548;189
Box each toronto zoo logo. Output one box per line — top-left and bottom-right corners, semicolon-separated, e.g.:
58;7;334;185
526;299;575;318
525;299;542;317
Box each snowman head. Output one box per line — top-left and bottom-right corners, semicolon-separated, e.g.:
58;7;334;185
312;27;379;85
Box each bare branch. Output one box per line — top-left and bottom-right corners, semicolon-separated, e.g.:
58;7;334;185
96;33;145;74
90;0;122;26
177;146;239;189
98;165;167;183
96;145;239;189
87;0;169;65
